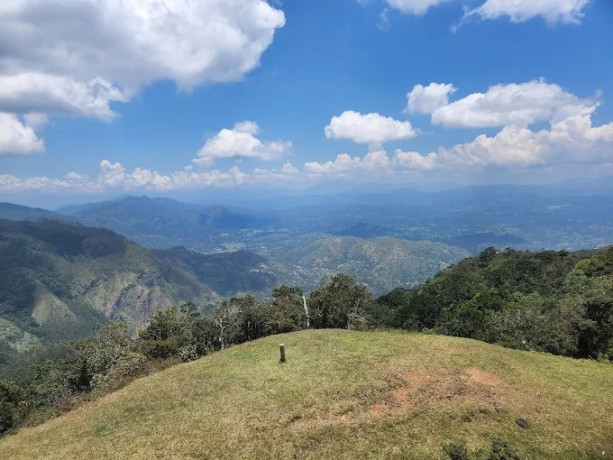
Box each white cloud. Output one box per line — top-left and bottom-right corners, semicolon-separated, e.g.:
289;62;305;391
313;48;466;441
304;148;435;177
417;80;596;128
439;125;550;167
406;83;456;114
0;113;45;154
325;111;416;144
194;121;292;168
366;0;591;26
0;74;127;120
99;160;127;187
394;149;438;169
383;0;451;15
0;0;285;89
465;0;590;25
438;106;613;167
0;0;285;150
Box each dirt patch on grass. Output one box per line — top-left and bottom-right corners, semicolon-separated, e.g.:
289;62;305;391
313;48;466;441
290;367;507;429
464;367;502;387
368;367;506;416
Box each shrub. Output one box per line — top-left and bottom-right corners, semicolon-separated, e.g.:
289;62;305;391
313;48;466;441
487;438;520;460
443;441;469;460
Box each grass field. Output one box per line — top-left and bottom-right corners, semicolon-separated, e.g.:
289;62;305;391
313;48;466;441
1;329;612;459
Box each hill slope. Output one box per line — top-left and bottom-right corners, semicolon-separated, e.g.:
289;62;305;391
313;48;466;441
0;219;218;350
153;247;277;296
264;236;469;295
1;330;611;459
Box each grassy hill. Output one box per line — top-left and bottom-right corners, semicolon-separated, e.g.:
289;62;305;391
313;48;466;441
1;329;611;459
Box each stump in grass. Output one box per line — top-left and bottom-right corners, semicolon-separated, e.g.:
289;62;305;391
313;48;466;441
516;418;530;429
280;344;286;363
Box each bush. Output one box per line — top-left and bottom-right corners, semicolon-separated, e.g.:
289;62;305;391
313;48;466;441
443;441;469;460
487;439;520;460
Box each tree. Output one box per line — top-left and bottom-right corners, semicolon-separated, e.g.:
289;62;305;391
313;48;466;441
212;298;242;349
270;285;307;332
0;380;24;433
308;274;373;329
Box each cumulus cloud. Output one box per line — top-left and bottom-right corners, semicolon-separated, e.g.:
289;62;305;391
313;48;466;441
382;0;451;15
0;0;285;89
0;74;127;120
325;111;416;144
394;149;438;169
0;113;45;154
304;148;437;177
465;0;590;25
0;0;285;150
194;121;292;168
406;83;456;114
0;160;255;194
438;106;613;167
411;80;596;128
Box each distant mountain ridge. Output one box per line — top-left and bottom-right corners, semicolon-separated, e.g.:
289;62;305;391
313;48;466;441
57;196;274;251
0;203;66;222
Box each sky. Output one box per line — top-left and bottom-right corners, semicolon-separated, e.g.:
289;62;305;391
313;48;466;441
0;0;612;206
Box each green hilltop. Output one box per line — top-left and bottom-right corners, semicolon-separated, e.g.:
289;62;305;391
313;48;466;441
0;330;611;459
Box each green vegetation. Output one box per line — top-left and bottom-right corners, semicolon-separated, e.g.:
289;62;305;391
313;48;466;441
264;235;469;295
153;246;277;296
0;274;375;434
1;223;612;457
0;219;217;366
1;330;611;459
376;247;613;360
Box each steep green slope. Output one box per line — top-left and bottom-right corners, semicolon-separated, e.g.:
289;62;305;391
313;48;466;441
153;247;277;296
264;236;469;296
1;330;611;459
0;219;218;349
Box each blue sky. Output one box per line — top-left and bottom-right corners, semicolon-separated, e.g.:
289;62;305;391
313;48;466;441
0;0;612;205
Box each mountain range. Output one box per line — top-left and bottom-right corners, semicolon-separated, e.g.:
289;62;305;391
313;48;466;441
0;219;218;362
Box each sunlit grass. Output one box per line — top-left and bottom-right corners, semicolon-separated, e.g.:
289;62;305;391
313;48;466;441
1;329;612;459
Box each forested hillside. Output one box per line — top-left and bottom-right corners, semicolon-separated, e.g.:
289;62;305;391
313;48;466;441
0;219;218;372
153;247;277;296
263;236;469;295
377;247;613;360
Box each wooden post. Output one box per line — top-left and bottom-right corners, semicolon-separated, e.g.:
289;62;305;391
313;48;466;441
279;343;286;363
